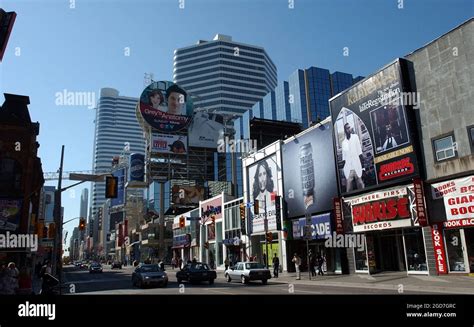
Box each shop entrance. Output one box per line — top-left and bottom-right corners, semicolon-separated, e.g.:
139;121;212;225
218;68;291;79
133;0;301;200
464;228;474;273
371;230;406;273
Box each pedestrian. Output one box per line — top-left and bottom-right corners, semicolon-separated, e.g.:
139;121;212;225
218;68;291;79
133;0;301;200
272;253;280;278
263;253;267;268
309;250;316;277
224;257;230;271
317;254;325;276
171;257;177;270
292;253;301;280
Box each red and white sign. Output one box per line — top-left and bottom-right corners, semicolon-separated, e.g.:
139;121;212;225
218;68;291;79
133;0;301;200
346;185;417;232
200;195;223;224
444;218;474;229
431;223;448;274
413;178;428;226
333;198;344;234
432;175;474;221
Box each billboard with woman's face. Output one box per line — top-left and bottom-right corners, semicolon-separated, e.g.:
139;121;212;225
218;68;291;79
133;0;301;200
139;81;193;133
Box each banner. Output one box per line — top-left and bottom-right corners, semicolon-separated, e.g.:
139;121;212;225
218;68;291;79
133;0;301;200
188;112;225;148
111;168;125;207
171;185;205;206
282;121;338;218
431;175;474;221
248;155;280;233
129;153;144;182
431;223;448;274
413;178;428;226
151;134;187;154
329;59;419;196
292;213;332;240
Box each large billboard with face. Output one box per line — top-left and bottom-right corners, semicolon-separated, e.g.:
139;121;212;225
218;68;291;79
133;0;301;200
248;155;280;233
139;81;192;133
282;121;338;218
0;199;22;232
330;59;419;196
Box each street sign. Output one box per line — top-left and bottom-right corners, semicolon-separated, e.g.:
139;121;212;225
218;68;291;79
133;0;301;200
186;217;201;221
246;202;252;208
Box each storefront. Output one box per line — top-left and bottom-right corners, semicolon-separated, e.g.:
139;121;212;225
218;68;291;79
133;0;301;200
172;211;199;266
430;175;474;274
344;183;429;275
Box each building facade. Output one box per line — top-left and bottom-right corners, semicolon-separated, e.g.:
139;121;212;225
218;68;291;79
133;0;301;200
405;18;474;274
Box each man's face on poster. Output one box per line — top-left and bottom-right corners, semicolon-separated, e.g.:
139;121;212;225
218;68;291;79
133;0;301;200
168;92;184;115
258;165;267;193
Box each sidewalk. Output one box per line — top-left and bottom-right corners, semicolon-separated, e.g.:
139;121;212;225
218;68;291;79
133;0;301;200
262;271;474;294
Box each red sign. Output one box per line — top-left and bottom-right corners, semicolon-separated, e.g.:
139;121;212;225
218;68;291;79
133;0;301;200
333;198;344;234
352;198;410;225
118;223;123;247
378;157;415;181
431;223;448;275
444;218;474;229
413;178;428;226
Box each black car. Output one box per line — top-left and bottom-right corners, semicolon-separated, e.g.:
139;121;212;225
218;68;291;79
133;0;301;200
89;262;103;273
176;262;217;285
111;261;122;269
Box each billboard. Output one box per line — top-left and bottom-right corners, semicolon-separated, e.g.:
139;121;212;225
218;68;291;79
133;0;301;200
151;133;187;154
129;153;144;182
292;213;332;240
248;154;280;233
111;168;125;207
431;175;474;221
342;184;421;233
188;111;225;148
200;196;223;223
171;185;205;206
0;199;22;232
330;59;419;195
282;121;338;218
138;81;192;133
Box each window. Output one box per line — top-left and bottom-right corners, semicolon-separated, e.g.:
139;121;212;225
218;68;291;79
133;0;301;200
433;134;457;162
468;125;474;153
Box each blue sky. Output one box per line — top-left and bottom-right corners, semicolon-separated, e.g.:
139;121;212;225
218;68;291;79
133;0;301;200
1;0;472;250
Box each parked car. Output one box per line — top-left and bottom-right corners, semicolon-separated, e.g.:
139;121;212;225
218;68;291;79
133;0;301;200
176;262;217;285
89;262;103;273
224;262;271;284
111;261;122;269
132;264;168;288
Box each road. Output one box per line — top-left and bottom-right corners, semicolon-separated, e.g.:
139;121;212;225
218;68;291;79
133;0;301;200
63;265;427;295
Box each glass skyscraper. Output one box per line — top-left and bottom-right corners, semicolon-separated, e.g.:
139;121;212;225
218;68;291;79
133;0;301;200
173;34;277;116
90;88;145;222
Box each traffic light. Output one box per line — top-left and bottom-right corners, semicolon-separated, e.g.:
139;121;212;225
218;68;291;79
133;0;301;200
79;218;86;231
179;216;185;228
48;223;56;238
105;176;118;198
253;200;259;215
265;232;273;242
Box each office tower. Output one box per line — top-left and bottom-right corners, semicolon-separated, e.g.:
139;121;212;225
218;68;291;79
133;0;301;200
174;34;277;116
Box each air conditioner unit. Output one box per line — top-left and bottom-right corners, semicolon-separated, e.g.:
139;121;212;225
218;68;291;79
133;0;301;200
452;142;458;151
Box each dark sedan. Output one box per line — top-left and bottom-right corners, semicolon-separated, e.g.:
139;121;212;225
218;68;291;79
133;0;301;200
89;262;103;273
176;262;217;285
132;264;168;288
111;261;122;269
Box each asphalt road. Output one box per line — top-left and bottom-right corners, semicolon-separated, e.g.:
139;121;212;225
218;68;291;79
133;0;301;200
63;265;426;295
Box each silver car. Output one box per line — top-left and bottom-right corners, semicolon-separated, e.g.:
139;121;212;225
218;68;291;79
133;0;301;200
224;262;271;284
132;264;168;288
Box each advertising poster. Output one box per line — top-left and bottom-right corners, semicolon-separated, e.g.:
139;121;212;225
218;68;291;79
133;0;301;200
129;153;144;182
171;185;205;206
111;168;125;207
431;175;474;221
0;199;22;232
329;59;419;196
282;121;338;218
188;111;225;148
151;133;187;154
291;213;332;240
248;155;279;233
138;81;192;133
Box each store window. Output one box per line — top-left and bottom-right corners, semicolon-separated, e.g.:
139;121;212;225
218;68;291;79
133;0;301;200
404;229;427;271
445;229;466;272
432;134;457;162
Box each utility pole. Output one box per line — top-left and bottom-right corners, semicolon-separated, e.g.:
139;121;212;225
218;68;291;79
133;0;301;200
264;196;269;268
52;145;65;293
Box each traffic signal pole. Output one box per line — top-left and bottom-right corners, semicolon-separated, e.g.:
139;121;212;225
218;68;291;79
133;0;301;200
264;196;269;269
